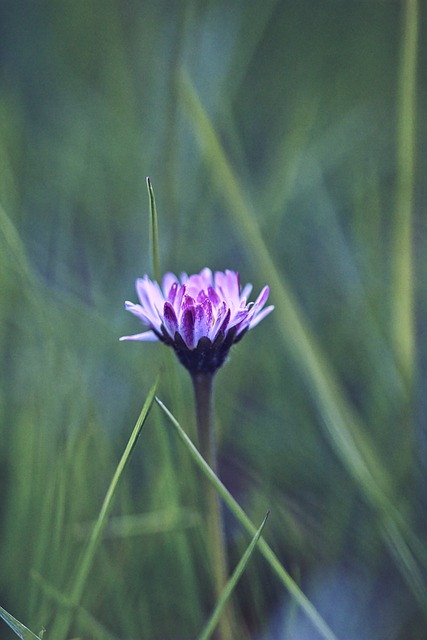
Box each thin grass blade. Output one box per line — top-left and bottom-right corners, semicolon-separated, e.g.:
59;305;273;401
198;511;269;640
0;605;42;640
146;176;160;283
49;374;160;640
155;397;338;640
71;374;159;598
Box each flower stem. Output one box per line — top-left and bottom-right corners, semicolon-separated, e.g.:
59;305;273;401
191;372;235;640
192;373;217;470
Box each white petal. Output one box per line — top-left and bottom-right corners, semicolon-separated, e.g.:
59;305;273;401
240;283;253;300
119;331;158;341
249;305;274;329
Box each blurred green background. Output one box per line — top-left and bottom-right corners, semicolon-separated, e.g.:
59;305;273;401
1;1;426;638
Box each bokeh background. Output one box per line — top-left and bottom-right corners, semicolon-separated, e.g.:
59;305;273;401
1;1;426;638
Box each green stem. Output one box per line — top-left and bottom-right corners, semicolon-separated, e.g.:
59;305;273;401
192;373;217;470
191;373;234;640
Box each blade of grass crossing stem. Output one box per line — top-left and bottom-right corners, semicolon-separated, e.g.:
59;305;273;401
178;70;427;608
198;512;270;640
155;397;338;640
50;375;159;640
30;571;120;640
0;605;42;640
146;176;160;283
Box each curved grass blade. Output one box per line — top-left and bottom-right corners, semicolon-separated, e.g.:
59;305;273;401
198;511;269;640
177;68;384;493
178;70;427;611
0;605;42;640
155;397;338;640
146;176;160;283
49;374;160;640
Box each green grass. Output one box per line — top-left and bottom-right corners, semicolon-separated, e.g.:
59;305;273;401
0;1;426;638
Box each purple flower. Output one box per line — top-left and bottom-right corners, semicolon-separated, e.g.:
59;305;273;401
120;268;274;374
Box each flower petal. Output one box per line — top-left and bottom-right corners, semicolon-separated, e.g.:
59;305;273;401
174;284;186;314
166;281;178;305
208;286;221;307
163;302;179;338
119;331;158;341
199;267;213;285
180;307;195;349
124;301;157;327
197;289;208;303
240;283;253;300
193;298;212;343
253;285;270;309
240;286;272;333
182;294;195;310
249;304;274;329
162;272;178;298
136;277;164;319
212;307;231;342
229;309;250;329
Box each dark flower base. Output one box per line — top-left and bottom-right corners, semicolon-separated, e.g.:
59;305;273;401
156;325;248;374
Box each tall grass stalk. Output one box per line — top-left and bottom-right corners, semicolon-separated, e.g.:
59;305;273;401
392;0;418;384
178;69;427;611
